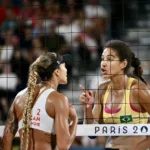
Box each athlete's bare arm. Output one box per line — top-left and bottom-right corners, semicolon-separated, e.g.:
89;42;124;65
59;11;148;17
46;92;78;150
1;97;18;150
131;81;150;113
128;81;150;150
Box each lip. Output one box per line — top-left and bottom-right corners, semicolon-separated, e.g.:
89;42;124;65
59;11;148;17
101;68;107;74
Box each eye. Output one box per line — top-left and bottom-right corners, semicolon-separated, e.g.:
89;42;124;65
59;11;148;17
107;57;111;61
106;57;113;61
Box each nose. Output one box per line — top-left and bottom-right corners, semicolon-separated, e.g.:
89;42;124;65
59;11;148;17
101;60;107;67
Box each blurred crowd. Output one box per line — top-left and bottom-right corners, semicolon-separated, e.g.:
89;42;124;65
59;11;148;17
0;0;108;149
0;0;107;124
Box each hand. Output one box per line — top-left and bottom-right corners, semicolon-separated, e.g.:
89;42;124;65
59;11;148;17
69;104;77;121
79;85;94;108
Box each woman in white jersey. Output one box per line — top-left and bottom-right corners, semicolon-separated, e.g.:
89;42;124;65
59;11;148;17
1;52;78;150
80;40;150;150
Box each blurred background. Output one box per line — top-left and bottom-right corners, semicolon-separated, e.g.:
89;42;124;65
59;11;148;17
0;0;150;149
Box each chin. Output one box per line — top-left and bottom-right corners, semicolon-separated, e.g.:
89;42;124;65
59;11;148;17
64;81;68;84
103;74;111;79
60;80;68;85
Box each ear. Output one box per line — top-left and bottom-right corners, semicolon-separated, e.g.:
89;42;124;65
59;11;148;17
121;59;128;69
53;69;60;76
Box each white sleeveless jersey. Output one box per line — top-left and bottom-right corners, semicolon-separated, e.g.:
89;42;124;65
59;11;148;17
18;88;55;134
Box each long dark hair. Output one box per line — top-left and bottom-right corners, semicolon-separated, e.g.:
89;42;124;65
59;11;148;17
104;40;147;85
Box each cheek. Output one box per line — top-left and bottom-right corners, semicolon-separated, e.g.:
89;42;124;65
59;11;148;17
60;69;66;77
109;62;121;73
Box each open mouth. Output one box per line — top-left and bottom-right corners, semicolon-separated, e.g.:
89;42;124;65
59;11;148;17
101;68;107;74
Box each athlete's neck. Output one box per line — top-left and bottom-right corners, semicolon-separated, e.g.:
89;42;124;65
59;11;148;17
110;75;129;90
41;80;58;90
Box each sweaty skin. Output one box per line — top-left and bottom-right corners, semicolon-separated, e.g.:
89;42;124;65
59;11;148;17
1;84;78;150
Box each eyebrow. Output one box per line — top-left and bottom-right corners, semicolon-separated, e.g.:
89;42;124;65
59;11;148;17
107;55;115;57
101;54;115;58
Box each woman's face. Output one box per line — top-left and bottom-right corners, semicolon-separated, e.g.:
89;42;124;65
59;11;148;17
101;48;126;79
58;63;68;84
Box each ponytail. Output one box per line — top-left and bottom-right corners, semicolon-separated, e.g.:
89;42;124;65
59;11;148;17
20;52;58;149
21;70;40;150
131;52;147;85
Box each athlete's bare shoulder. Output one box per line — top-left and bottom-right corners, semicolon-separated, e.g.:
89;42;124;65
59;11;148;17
98;79;111;90
130;78;150;102
17;88;28;97
47;90;68;106
14;88;27;104
131;78;149;90
94;79;110;104
46;91;69;117
97;79;111;96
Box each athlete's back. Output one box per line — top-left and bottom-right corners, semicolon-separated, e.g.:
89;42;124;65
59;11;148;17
14;86;56;150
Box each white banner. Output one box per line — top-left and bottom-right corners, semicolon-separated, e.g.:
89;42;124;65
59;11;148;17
77;124;150;136
0;124;150;137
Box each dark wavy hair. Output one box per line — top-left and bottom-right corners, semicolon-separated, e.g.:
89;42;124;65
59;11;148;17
104;40;147;84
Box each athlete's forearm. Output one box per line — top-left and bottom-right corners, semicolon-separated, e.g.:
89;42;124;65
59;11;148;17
1;137;13;150
1;127;15;150
69;117;78;145
1;102;18;150
133;136;150;150
83;106;94;124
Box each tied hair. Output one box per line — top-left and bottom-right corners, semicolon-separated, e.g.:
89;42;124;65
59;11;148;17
21;71;39;150
131;52;147;85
